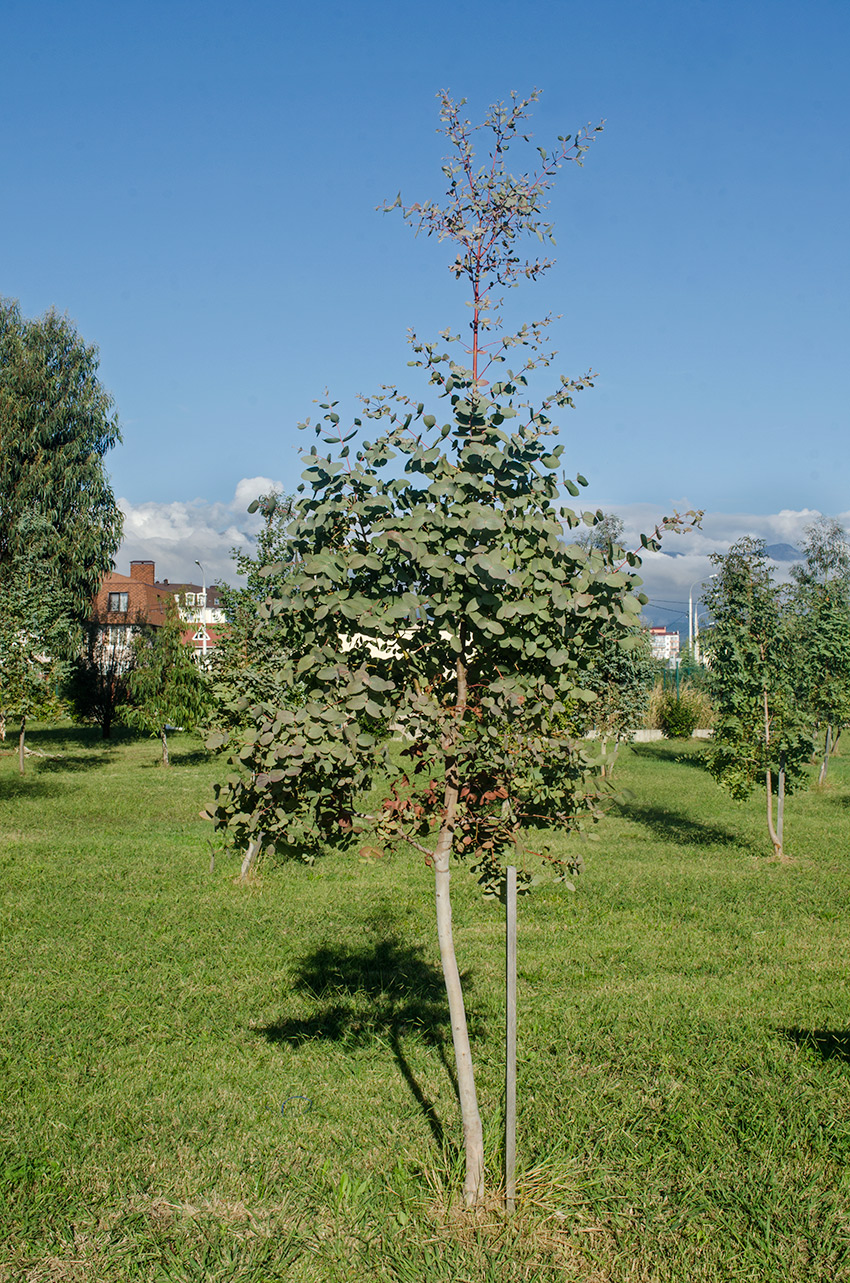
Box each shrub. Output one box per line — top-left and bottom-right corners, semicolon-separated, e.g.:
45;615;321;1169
656;687;707;738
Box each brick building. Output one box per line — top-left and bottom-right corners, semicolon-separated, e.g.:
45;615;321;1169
92;561;226;664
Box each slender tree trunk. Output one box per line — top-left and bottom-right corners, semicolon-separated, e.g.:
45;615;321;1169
765;769;783;858
18;713;26;776
161;728;169;766
763;691;782;859
434;655;485;1208
0;710;5;741
777;759;785;850
240;832;264;880
819;725;832;786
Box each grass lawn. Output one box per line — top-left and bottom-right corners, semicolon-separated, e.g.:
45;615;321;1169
1;725;849;1281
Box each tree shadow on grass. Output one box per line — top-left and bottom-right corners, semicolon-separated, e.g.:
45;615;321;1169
629;742;711;771
0;774;71;802
33;748;118;774
616;800;757;852
255;924;482;1151
779;1028;850;1065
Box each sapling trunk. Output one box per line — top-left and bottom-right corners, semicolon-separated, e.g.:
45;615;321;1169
18;713;26;776
434;822;485;1207
763;691;783;859
777;760;785;850
240;832;264;880
819;725;832;786
434;655;485;1207
161;728;169;767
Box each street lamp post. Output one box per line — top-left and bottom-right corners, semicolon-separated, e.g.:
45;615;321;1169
194;560;207;664
689;574;717;665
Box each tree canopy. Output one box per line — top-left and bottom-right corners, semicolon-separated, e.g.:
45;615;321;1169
0;298;123;641
208;90;695;1206
122;600;211;765
703;538;812;858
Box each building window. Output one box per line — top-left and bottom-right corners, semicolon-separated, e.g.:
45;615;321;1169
108;592;129;612
185;592;196;607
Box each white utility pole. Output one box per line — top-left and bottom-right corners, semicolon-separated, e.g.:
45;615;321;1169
194;560;208;664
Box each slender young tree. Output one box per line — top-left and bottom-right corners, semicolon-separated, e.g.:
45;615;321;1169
122;600;211;765
703;538;812;858
209;491;300;739
208;91;694;1205
787;517;850;784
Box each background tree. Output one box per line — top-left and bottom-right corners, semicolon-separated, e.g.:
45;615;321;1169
703;538;812;858
64;608;141;740
575;510;625;554
121;600;211;765
209;491;300;739
0;516;71;771
0;298;123;647
787;517;850;783
208;91;694;1206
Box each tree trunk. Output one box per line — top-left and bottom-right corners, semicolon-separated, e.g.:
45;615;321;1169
763;691;782;859
434;824;485;1207
240;832;264;880
819;725;832;786
765;769;783;859
161;728;169;766
18;713;26;776
434;654;485;1207
777;759;785;850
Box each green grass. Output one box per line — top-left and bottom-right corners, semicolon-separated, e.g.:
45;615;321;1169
1;725;849;1280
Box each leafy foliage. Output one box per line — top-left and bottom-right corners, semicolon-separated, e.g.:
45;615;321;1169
0;299;123;641
786;517;850;781
207;89;696;1204
208;492;301;739
64;610;142;740
122;600;211;764
703;538;812;854
657;689;703;739
0;518;70;763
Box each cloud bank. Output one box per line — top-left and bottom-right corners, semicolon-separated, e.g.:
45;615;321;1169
116;481;847;628
117;477;284;586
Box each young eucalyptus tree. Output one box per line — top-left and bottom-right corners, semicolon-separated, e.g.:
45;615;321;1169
209;92;691;1205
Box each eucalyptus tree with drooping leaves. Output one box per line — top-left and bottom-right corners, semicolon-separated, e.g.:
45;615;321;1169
207;91;696;1206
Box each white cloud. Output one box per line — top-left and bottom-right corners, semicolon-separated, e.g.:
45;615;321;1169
116;476;285;586
115;484;849;626
604;504;850;630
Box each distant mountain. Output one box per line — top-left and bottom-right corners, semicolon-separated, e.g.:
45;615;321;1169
765;543;801;563
661;542;801;563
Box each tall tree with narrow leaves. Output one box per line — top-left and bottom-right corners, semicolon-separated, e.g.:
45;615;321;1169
208;91;696;1206
0;515;70;771
0;299;123;643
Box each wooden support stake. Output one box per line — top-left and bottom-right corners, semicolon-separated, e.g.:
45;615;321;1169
506;865;517;1214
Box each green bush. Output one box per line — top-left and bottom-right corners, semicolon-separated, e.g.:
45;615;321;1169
657;689;702;738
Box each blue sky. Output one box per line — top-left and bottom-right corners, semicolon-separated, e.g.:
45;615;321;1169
3;0;848;625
